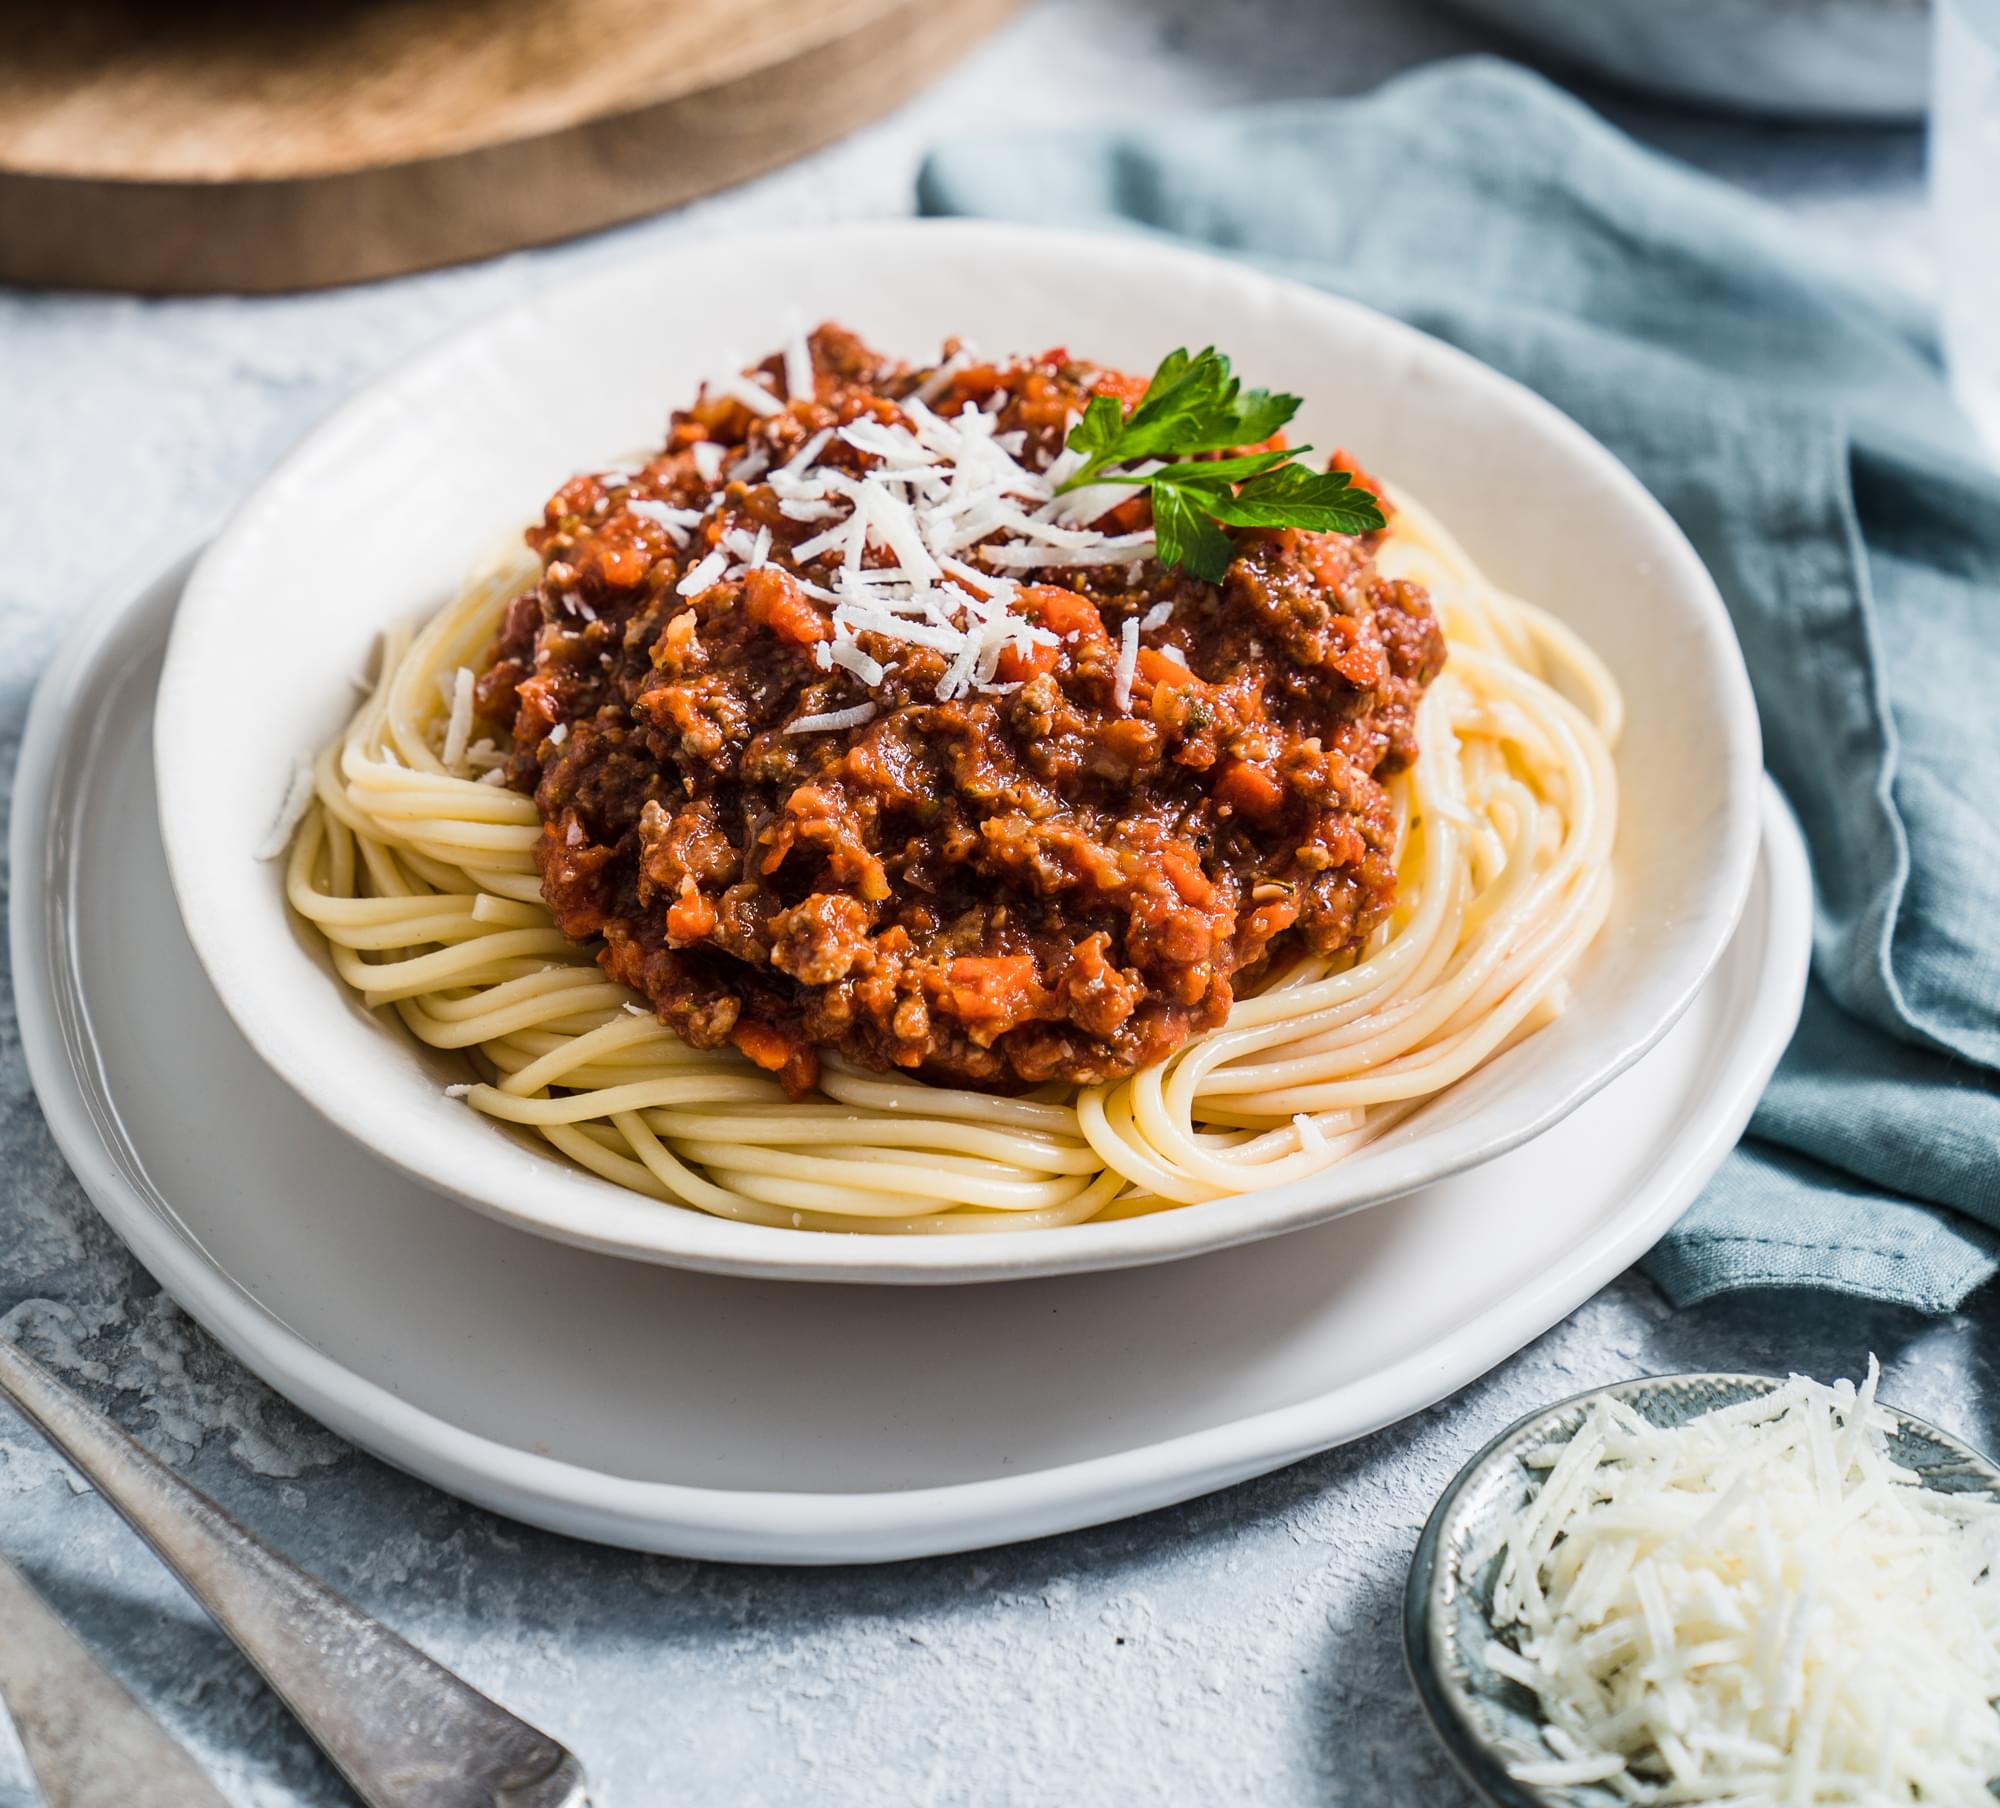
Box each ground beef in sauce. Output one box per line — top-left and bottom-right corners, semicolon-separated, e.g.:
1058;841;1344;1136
478;326;1445;1097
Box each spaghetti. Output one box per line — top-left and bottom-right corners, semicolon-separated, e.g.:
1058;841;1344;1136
283;482;1619;1236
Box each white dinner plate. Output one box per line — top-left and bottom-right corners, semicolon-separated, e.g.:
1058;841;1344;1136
14;552;1808;1562
152;220;1763;1283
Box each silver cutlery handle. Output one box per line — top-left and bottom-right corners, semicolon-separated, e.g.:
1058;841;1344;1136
0;1552;234;1808
0;1336;588;1808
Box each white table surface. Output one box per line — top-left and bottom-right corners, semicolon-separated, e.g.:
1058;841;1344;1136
0;4;1983;1805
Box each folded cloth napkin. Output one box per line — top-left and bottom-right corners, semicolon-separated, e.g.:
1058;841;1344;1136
920;58;2000;1312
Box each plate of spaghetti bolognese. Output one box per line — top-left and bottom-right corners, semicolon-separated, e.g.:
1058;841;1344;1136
151;221;1761;1282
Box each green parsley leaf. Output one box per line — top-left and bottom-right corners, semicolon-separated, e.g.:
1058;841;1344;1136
1149;482;1238;585
1202;463;1385;536
1066;392;1131;465
1092;447;1296;490
1058;347;1301;485
1052;346;1385;579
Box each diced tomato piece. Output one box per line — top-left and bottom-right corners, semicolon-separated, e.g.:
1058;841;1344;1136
666;887;716;944
994;641;1059;684
1215;759;1286;822
732;1019;795;1072
1244;896;1301;944
1089;368;1149;406
743;567;826;646
948;364;1007;404
1327;446;1384;493
730;1017;818;1096
942;955;1041;1024
1106;494;1152;535
1017;586;1106;641
1160;846;1218;909
514;672;563;741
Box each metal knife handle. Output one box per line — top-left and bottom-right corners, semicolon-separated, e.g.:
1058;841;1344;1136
0;1336;588;1808
0;1552;234;1808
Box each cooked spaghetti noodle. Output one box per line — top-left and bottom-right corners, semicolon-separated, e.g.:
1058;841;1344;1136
284;482;1618;1235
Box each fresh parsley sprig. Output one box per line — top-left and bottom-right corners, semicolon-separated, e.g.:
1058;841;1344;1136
1054;346;1386;582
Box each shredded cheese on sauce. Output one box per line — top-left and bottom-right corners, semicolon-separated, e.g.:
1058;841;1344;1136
628;498;699;547
1483;1360;2000;1804
1113;617;1139;712
676;549;728;597
656;348;1177;731
785;702;878;736
782;324;814;404
712;367;782;418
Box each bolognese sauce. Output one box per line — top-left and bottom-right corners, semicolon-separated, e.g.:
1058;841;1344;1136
478;327;1444;1097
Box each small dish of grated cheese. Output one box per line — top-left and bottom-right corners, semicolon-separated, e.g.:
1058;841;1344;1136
1405;1362;2000;1806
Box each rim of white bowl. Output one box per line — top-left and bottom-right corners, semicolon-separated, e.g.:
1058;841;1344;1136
151;219;1764;1284
9;535;1809;1558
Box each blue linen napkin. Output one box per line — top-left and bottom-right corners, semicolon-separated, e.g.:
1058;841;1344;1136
919;58;2000;1311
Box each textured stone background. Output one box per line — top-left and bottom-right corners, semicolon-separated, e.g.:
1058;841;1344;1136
0;3;1984;1804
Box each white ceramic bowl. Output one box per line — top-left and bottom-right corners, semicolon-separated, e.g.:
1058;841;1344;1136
154;220;1761;1284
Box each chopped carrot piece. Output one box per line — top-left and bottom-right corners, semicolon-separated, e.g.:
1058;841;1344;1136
743;568;826;646
1106;494;1152;535
1245;897;1301;943
994;640;1059;684
943;955;1041;1023
1089;368;1149;406
1135;647;1191;690
1216;759;1286;822
1018;585;1107;641
1160;846;1218;908
731;1020;796;1072
666;887;716;944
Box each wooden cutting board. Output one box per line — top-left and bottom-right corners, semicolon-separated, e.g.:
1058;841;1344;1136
0;0;1022;294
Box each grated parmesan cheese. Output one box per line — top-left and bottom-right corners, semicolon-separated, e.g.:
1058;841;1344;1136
785;702;877;735
827;639;885;687
628;498;701;547
1113;617;1139;712
779;427;834;476
254;759;316;861
912;346;972;405
783;323;814;403
677;550;728;597
1481;1359;2000;1805
561;340;1220;737
712;367;782;418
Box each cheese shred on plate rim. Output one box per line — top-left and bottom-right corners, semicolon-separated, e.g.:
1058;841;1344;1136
1475;1358;2000;1805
